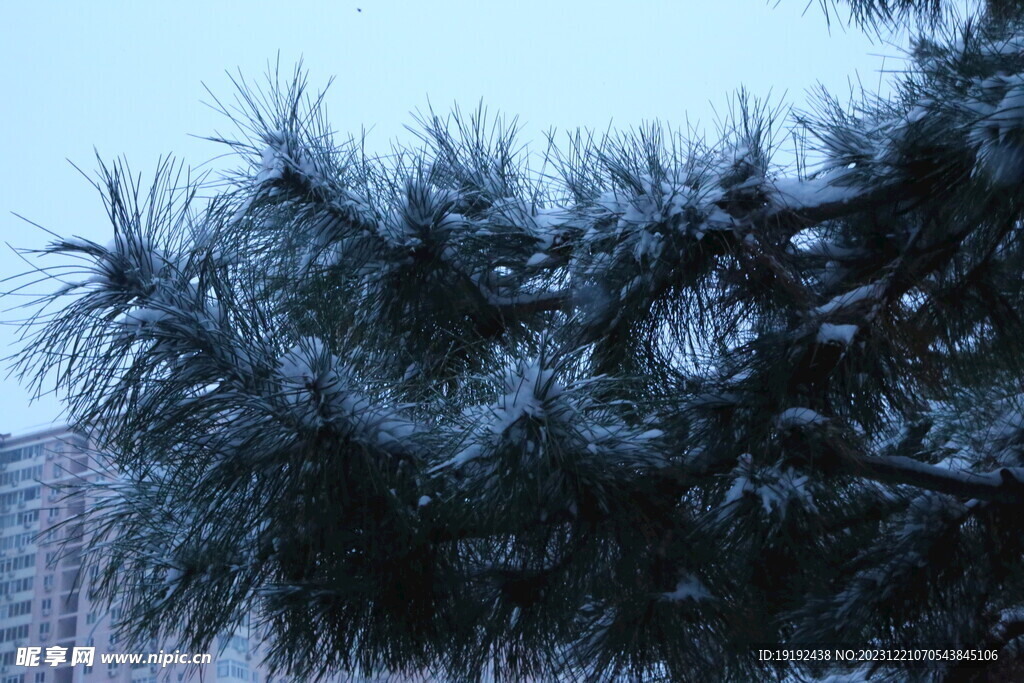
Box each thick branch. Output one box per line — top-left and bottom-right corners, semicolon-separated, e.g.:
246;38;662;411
845;454;1024;505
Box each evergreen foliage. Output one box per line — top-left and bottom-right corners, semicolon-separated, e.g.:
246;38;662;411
14;1;1024;680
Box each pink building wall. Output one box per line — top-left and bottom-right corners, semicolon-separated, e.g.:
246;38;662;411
0;427;287;683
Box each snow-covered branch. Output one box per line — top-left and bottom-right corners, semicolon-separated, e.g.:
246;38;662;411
849;454;1024;504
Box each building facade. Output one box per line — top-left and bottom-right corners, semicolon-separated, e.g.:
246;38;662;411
0;426;282;683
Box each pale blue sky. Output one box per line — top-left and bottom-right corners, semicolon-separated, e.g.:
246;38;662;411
0;0;900;434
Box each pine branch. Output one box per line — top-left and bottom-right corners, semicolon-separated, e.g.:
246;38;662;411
846;454;1024;504
16;10;1024;678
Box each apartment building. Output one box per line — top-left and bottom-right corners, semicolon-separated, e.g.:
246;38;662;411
0;426;283;683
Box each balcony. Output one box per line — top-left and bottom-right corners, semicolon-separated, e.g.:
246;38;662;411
56;616;76;639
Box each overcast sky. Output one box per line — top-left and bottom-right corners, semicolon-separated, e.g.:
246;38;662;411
0;1;901;435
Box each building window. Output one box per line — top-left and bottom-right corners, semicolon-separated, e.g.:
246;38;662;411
17;510;39;526
5;600;31;618
39;622;49;637
219;660;248;680
0;624;29;643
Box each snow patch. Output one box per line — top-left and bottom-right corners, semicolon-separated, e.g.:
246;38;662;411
816;323;859;346
991;77;1024;138
771;175;860;211
117;307;172;331
775;408;827;429
722;454;817;518
977;139;1024;186
723;453;756;507
815;282;886;315
799;239;864;261
661;575;712;602
255;130;318;186
490;358;565;434
632;229;664;263
277;337;418;451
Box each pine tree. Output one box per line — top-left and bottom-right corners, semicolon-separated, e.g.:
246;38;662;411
14;1;1024;680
